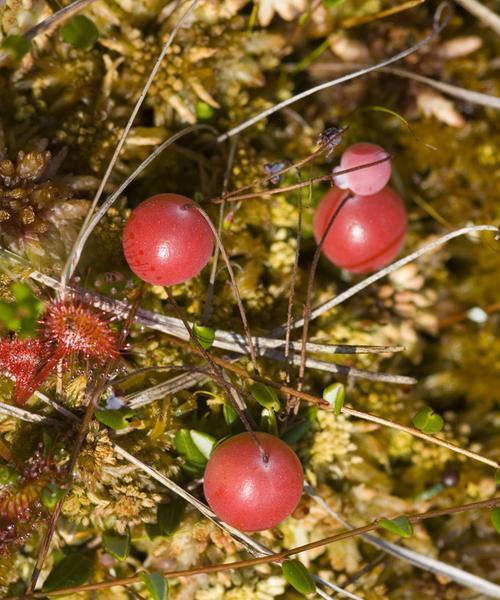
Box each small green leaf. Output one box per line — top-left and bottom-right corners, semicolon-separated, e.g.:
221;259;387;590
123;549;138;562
103;530;130;561
95;407;134;430
491;508;500;534
42;554;93;592
158;498;186;536
196;102;215;120
190;429;216;459
145;522;161;540
250;382;280;411
223;403;238;426
282;559;316;595
193;323;215;350
1;35;31;60
0;466;20;485
412;407;444;434
175;429;208;465
41;483;66;510
379;516;413;538
260;408;278;436
322;383;345;416
139;571;169;600
282;420;311;445
60;15;99;49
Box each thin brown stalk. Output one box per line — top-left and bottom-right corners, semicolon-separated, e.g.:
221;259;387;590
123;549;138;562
211;155;391;205
165;288;267;462
297;192;353;395
161;333;499;470
17;496;500;599
190;205;259;373
26;285;145;593
202;137;238;326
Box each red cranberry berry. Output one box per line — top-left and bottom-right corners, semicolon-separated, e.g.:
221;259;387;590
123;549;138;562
203;432;304;531
313;185;407;273
333;142;391;196
122;194;214;286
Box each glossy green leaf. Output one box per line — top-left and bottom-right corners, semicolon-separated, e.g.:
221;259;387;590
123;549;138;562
322;382;345;416
42;554;93;592
282;559;316;595
491;508;500;534
379;516;413;538
158;498;186;536
139;571;169;600
250;382;280;411
175;429;208;465
60;15;99;49
223;403;238;426
41;483;66;510
1;35;30;60
103;530;130;561
95;407;134;430
193;323;215;350
282;420;311;446
412;407;444;434
260;408;278;435
0;466;19;485
196;102;215;120
190;429;216;459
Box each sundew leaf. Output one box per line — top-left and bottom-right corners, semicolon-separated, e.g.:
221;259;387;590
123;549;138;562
412;407;444;434
379;516;413;538
250;382;280;411
42;554;93;592
282;559;316;595
139;572;169;600
193;323;215;350
322;382;345;416
103;530;130;561
60;15;99;49
491;508;500;534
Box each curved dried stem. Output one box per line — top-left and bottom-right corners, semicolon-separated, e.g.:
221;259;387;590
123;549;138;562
288;225;499;330
297;192;352;395
191;204;259;373
17;496;500;599
216;4;451;142
60;0;204;291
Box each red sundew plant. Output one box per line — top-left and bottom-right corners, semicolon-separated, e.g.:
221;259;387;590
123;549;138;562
42;298;121;364
0;338;48;405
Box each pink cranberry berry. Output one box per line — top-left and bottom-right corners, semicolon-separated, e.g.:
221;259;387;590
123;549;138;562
313;185;407;274
122;194;214;286
203;432;304;531
333;142;391;195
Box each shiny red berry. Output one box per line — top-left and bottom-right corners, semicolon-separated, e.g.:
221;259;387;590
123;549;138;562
333;142;391;195
203;432;304;531
122;194;214;286
313;185;407;273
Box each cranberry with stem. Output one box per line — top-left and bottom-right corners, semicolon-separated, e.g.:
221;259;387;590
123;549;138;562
122;194;214;286
333;142;392;195
313;185;407;274
203;432;304;531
